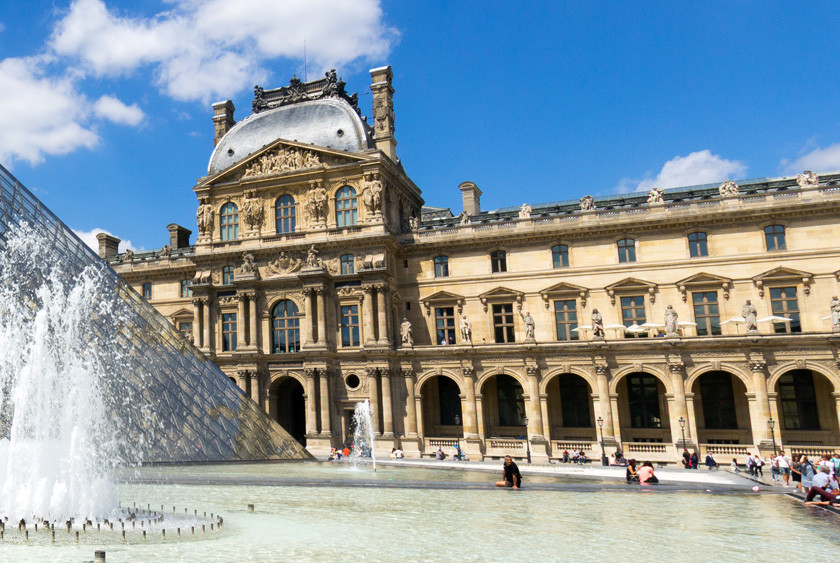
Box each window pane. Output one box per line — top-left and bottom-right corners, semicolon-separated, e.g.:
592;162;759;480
275;195;296;234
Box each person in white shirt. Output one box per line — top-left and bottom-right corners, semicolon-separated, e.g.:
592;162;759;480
775;451;791;486
805;466;839;504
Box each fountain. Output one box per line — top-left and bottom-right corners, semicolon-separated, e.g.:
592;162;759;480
349;400;376;471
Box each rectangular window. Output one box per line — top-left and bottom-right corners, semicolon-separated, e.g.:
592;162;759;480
492;303;515;343
692;292;721;336
553;300;578;341
779;371;819;430
435;307;456;345
221;313;237;351
770;286;801;333
559;376;590;427
764;225;786;251
178;322;193;339
180;279;192;298
142;282;152;299
620;296;646;337
688;232;708;257
491;250;507;273
700;372;737;429
628;373;661;428
340;305;360;347
552;245;569;268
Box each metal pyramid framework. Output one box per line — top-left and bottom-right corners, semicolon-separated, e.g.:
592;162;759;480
0;163;311;463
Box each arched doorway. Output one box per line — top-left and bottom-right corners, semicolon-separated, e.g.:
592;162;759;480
481;373;526;438
691;371;752;445
774;370;840;448
546;373;595;441
271;377;306;446
616;372;672;444
420;375;463;438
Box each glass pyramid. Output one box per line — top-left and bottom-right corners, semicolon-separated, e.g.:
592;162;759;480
0;163;311;463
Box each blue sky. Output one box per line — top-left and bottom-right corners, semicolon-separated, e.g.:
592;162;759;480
2;1;840;250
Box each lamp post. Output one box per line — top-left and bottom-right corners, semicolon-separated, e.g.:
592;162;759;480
768;417;777;457
679;416;686;450
523;416;532;464
597;416;608;466
454;414;462;460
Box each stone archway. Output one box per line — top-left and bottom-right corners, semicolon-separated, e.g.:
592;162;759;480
480;373;526;438
773;369;840;448
418;375;463;438
545;373;596;442
615;371;673;445
691;371;752;445
270;377;306;446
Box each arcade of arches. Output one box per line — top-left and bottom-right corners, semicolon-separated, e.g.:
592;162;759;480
257;362;840;464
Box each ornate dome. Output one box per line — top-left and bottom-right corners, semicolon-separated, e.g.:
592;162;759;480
208;97;373;175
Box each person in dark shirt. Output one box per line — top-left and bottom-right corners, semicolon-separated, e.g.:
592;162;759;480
495;455;522;489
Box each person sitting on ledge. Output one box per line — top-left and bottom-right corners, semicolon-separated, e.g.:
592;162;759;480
637;461;659;484
626;459;639;482
578;451;587;464
495;455;522;489
804;466;840;505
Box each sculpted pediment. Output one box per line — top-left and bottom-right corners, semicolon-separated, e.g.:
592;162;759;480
200;139;371;187
169;308;193;319
478;286;524;311
420;291;466;316
675;272;732;302
605;277;657;304
752;266;814;297
539;281;588;309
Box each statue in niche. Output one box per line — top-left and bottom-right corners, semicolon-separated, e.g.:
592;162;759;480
400;318;413;347
305;245;320;268
580;195;596;211
355;254;366;271
461;316;473;344
647;187;665;205
742;299;758;332
796;170;819;189
664;305;679;335
719;179;739;197
519;203;532;219
520;310;536;341
409;215;419;231
591;309;605;339
241;192;264;230
831;296;840;332
196;200;214;236
266;251;302;275
304;185;328;223
361;175;384;214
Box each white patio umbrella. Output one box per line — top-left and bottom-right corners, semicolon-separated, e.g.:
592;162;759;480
604;324;627;330
640;322;665;329
677;321;697;327
625;323;647;334
719;317;746;325
571;325;592;332
758;315;792;323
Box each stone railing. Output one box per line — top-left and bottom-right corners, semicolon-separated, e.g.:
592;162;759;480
554;441;594;452
625;442;667;454
426;438;458;449
703;444;750;456
489;439;525;450
786;445;840;457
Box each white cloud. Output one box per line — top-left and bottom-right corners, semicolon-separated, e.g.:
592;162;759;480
782;143;840;174
0;57;99;165
50;0;397;103
617;150;747;193
93;95;145;126
73;227;136;254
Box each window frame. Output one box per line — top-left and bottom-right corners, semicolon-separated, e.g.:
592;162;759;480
492;303;516;343
219;202;240;241
778;370;820;430
627;373;662;429
275;194;296;234
551;244;570;268
553;299;579;341
490;250;507;273
221;312;238;351
222;266;235;285
620;295;647;337
687;231;709;258
692;291;721;336
142;282;152;299
435;306;456;345
340;304;361;347
335;186;358;228
699;372;738;429
764;224;786;251
433;255;450;278
271;299;301;354
617;238;636;263
180;278;193;298
769;286;801;333
340;254;355;275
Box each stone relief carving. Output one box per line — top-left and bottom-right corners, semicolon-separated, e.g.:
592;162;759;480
796;170;819;189
235;252;259;277
718;179;739;197
373;97;394;133
304;185;328;223
241;192;265;230
580;195;596;211
196;199;214;236
266;251;303;276
830;296;840;332
242;146;326;179
361;175;384;215
647;187;664;205
519;203;532;219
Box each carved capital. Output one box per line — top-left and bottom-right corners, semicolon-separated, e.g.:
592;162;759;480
526;366;539;377
362;284;376;295
668;363;685;374
401;368;416;381
249;370;261;381
595;365;609;376
303;368;317;380
462;367;475;378
749;361;767;372
365;367;378;378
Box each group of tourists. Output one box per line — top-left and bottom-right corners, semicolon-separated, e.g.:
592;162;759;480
389;447;405;459
625;459;659;484
328;445;352;460
560;449;588;464
738;451;840;491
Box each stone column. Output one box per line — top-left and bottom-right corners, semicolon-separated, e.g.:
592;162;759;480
415;394;425;440
237;294;247;347
319;369;331;436
461;368;479;438
248;292;258;350
748;361;771;446
301;289;314;346
315;288;327;346
366;368;380;434
595;365;615;438
525;367;544;439
192;298;201;347
236;369;248;394
202;298;211;352
362;285;376;345
668;363;692;447
380;369;394;437
403;370;418;435
249;370;260;404
539;394;551;441
376;285;390;345
304;368;318;437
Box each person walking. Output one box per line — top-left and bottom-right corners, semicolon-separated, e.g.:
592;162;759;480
705;453;718;470
791;454;803;492
690;451;699;469
746;454;756;476
775;450;791;486
800;455;816;491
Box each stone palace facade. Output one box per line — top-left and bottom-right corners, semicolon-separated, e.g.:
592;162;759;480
102;67;840;463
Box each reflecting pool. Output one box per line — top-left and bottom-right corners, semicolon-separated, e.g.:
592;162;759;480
0;463;837;562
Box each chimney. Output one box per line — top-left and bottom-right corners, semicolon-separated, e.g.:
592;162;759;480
369;66;397;161
96;232;120;259
212;100;235;146
459;181;482;216
167;223;192;249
